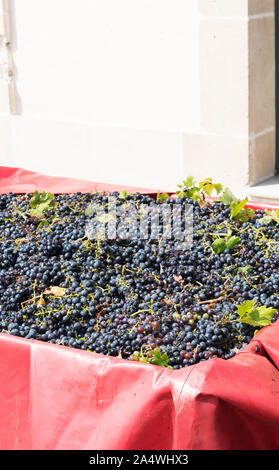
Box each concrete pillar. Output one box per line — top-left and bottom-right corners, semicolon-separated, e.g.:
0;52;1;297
183;0;275;196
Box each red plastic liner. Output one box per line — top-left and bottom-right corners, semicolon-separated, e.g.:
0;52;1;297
0;166;158;195
0;166;279;450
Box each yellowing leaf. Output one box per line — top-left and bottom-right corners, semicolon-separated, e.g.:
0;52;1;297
36;297;46;307
264;210;279;224
199;179;223;197
237;300;254;318
119;190;127;199
43;286;66;297
96;213;116;223
237;301;276;327
182;176;196;188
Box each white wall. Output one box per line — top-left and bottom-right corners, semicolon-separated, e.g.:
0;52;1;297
0;1;276;197
2;0;200;191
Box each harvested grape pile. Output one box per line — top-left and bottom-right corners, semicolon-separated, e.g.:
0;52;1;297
0;180;279;369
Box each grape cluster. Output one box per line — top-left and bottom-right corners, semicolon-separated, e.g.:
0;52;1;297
0;191;278;369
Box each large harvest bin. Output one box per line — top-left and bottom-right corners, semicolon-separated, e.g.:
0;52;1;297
1;166;279;450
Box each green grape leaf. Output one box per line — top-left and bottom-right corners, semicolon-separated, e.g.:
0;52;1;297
226;235;240;251
40;191;52;203
148;349;172;368
237;301;276;327
212;238;227;254
237;300;254;318
235;207;255;223
226;227;233;239
176;187;201;201
241;311;274;327
257;305;277;319
231;198;248;219
219;187;237;206
29;190;41;208
179;176;196;189
29;190;57;220
119;190;128;199
156;190;170;203
199;178;223;197
188;187;202;201
212;235;240;255
232;266;250;277
30;190;55;209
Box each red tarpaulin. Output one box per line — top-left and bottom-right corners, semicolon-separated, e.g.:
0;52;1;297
0;166;279;450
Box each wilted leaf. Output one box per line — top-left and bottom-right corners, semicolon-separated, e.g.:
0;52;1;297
43;286;66;297
36;296;46;307
173;274;184;285
258;215;273;225
259;210;279;225
96;212;116;223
